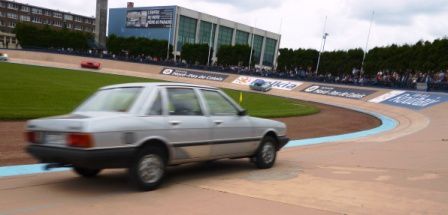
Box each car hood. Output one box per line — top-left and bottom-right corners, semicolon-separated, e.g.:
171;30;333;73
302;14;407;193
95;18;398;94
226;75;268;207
27;112;131;132
249;117;287;136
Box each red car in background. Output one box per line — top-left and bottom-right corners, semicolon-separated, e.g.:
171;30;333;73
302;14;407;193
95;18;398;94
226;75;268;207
81;61;101;69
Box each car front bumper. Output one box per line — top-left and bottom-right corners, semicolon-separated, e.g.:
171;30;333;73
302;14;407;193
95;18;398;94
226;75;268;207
278;136;290;149
27;145;136;169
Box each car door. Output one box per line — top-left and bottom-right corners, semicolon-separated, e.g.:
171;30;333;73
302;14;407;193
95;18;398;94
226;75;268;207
164;87;212;161
199;89;256;157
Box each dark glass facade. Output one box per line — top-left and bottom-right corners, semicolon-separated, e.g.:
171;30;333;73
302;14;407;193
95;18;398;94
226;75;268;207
177;15;197;50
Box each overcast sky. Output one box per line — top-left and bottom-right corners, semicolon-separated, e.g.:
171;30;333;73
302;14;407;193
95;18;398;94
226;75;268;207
18;0;448;51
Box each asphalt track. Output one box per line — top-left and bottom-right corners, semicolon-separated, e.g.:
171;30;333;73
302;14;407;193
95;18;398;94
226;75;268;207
0;110;396;178
1;51;447;214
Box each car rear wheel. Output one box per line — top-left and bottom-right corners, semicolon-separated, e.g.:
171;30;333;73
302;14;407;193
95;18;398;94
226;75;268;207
130;147;166;191
253;136;277;169
73;167;101;178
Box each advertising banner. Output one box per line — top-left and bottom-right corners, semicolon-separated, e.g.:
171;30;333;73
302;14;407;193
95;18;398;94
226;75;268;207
371;91;448;110
302;85;376;100
160;68;229;82
126;9;174;28
369;90;406;103
232;76;303;91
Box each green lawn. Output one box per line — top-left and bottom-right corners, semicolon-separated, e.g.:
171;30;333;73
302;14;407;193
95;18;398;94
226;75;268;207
0;63;319;120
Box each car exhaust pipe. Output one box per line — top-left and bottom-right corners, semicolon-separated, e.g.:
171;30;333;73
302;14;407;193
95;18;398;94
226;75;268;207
44;163;72;170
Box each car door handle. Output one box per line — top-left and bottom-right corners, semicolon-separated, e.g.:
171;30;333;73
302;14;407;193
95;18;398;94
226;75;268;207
213;120;223;125
170;121;181;126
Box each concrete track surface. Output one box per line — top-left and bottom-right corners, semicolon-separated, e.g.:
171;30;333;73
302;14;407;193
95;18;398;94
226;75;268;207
1;51;447;214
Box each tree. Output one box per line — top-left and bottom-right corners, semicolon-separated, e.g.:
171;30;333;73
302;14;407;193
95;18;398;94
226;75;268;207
14;22;92;50
106;35;171;60
216;44;251;66
181;44;210;65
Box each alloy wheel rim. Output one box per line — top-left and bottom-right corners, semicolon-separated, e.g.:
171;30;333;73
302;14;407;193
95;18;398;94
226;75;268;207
138;154;164;184
261;143;275;164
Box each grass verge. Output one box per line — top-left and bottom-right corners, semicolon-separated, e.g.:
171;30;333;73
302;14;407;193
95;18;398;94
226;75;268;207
0;62;319;120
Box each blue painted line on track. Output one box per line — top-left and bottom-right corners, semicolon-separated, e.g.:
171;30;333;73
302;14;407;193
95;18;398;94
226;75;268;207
0;164;69;177
0;109;397;178
286;109;397;147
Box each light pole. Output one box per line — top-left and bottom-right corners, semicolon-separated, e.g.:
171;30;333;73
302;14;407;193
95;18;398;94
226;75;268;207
248;20;257;70
248;32;255;70
360;11;375;74
315;16;328;75
207;20;215;66
166;10;174;61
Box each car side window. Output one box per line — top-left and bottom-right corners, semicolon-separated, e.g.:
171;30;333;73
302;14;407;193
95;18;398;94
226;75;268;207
147;91;163;115
201;90;238;116
166;88;203;116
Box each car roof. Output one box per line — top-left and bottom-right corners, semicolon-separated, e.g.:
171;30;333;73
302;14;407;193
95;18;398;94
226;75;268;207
101;82;219;90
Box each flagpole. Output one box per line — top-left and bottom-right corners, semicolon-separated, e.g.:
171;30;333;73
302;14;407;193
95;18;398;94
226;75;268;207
360;11;375;74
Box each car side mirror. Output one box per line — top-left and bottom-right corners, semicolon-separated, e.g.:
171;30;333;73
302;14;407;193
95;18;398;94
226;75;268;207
238;110;247;116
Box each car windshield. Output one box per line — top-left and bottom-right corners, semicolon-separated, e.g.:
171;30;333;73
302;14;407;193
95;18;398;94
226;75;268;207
76;87;142;112
254;80;265;86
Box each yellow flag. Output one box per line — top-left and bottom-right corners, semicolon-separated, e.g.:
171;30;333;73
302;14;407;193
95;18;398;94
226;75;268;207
239;91;243;103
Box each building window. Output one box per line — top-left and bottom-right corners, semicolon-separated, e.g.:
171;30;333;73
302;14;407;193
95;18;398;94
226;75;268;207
0;11;4;17
74;25;82;31
263;38;277;66
198;21;216;47
32;8;43;14
235;30;249;45
32;17;42;23
0;2;6;8
66;23;72;29
44;10;52;16
74;16;83;22
8;21;16;28
177;15;197;51
7;3;19;10
7;13;18;20
53;20;62;27
53;12;62;19
64;14;73;21
20;15;31;22
0;20;4;26
251;35;263;64
43;19;49;24
21;6;30;12
217;25;233;50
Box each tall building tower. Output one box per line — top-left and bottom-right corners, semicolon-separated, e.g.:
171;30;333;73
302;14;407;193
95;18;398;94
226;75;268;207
95;0;108;49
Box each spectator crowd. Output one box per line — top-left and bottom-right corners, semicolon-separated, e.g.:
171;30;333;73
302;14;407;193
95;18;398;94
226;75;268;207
11;47;448;93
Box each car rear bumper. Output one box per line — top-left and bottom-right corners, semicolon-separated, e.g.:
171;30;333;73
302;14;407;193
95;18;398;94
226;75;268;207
26;145;135;169
278;136;290;149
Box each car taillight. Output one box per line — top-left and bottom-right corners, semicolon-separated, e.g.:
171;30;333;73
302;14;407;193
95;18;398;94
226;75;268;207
67;133;94;148
25;131;37;143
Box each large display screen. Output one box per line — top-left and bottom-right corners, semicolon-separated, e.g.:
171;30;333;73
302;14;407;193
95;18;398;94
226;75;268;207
126;9;174;28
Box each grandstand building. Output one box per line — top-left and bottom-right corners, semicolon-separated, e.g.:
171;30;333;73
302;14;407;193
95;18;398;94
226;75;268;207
109;4;281;68
0;0;95;49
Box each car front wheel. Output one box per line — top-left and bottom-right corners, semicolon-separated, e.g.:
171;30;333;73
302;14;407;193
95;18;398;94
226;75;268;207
130;147;166;191
254;136;277;169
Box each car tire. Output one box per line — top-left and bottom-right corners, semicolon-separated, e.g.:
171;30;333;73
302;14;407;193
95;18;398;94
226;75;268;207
130;147;166;191
254;136;277;169
73;167;101;178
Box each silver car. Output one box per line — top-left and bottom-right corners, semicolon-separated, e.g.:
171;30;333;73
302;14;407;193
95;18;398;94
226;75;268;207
0;53;8;61
26;83;289;191
250;79;272;92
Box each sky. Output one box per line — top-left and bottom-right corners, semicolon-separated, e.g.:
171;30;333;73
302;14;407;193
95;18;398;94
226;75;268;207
17;0;448;51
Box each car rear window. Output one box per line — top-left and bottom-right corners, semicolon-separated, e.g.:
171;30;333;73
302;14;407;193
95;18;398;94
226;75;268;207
76;87;142;112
